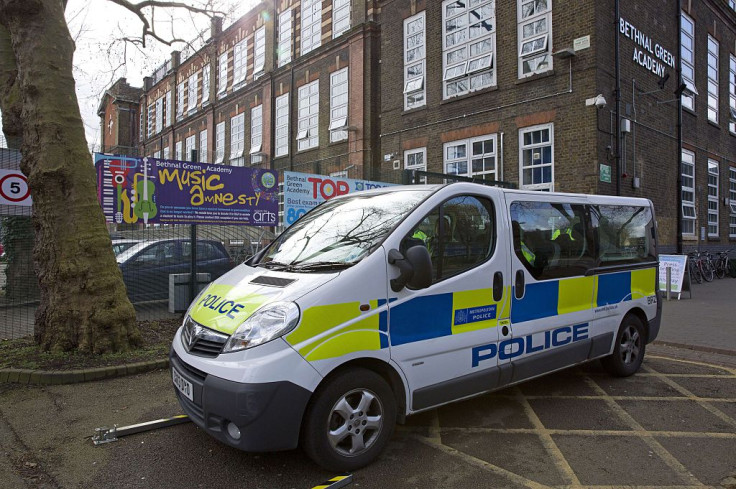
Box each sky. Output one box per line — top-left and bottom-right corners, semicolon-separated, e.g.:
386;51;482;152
65;0;260;152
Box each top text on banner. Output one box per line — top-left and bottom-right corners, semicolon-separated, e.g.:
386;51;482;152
282;171;396;227
94;154;278;226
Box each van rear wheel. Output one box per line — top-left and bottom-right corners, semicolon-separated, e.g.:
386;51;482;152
302;368;396;471
602;314;646;377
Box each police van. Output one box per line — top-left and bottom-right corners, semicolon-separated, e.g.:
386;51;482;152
170;183;661;470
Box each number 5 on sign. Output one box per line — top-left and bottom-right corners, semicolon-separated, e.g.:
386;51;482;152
0;169;32;206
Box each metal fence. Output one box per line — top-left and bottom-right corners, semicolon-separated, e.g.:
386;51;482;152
1;147;516;340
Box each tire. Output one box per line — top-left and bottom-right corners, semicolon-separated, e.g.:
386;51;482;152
601;314;646;377
702;261;715;282
715;259;726;279
691;263;702;284
301;368;397;471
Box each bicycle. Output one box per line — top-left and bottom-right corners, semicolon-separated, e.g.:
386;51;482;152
700;251;715;282
687;252;702;284
714;249;732;279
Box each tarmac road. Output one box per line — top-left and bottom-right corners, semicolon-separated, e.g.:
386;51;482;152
1;279;735;488
1;352;735;489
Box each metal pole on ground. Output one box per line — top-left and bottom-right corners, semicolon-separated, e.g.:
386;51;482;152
189;150;198;304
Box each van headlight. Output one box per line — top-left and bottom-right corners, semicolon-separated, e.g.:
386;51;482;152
222;301;300;353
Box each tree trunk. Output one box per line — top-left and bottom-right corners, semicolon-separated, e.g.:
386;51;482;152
0;0;140;352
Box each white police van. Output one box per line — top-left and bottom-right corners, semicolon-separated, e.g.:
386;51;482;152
170;183;661;470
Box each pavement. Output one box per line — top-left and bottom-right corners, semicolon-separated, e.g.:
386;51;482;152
0;278;735;488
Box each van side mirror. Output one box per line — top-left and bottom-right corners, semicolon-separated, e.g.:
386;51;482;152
388;246;432;292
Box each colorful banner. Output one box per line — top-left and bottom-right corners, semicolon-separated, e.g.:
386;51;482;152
282;171;396;227
94;154;278;226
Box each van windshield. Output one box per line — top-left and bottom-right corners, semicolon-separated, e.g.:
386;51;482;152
259;189;431;270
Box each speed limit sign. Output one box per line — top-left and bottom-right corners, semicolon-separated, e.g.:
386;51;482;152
0;169;32;206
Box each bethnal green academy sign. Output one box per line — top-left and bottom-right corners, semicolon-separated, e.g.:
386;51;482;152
619;18;676;77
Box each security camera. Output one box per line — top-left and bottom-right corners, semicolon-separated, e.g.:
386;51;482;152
594;94;607;109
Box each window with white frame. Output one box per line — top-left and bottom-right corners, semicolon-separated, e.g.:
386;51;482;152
215;121;225;163
218;52;228;95
233;39;247;87
333;0;351;38
517;0;552;77
681;149;696;236
155;97;163;133
176;82;185;119
196;130;206;163
202;65;210;104
729;167;736;237
519;124;554;191
163;146;170;160
185;135;196;161
707;159;719;237
442;0;496;99
230;113;245;166
139;111;144;141
404;147;427;184
275;93;289;157
153;150;161;159
329;68;349;142
445;134;498;181
278;9;293;67
250;104;263;163
297;80;319;151
188;73;198;113
730;54;736;134
253;27;266;77
175;140;183;161
147;103;155;138
301;0;321;55
165;91;172;126
404;12;426;110
707;35;719;123
681;12;696;111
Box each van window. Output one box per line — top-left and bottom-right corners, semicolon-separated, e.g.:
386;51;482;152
591;205;656;265
262;189;431;268
402;195;495;283
511;201;595;280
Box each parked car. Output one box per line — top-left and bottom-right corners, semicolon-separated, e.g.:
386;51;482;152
117;239;234;302
111;239;140;255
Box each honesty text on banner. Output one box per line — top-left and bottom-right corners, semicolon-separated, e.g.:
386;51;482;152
282;171;396;227
94;154;278;226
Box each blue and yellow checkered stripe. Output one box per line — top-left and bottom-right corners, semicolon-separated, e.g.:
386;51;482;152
511;268;656;324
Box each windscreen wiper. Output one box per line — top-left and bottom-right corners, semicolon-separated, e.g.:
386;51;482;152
289;261;354;272
256;261;292;270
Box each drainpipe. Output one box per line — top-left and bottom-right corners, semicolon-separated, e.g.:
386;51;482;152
614;0;621;196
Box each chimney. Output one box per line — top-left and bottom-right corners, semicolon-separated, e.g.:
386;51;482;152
170;50;181;70
143;76;152;91
211;17;223;39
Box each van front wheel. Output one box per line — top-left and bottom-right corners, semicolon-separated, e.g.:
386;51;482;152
602;315;646;377
302;368;396;471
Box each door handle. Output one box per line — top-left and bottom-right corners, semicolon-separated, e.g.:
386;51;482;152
493;271;503;302
515;270;525;299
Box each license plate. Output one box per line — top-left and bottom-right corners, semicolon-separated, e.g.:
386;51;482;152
172;367;193;402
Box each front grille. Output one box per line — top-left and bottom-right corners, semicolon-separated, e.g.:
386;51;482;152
172;351;207;382
181;318;229;358
176;390;205;423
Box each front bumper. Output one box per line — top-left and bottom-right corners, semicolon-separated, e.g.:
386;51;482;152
170;350;312;451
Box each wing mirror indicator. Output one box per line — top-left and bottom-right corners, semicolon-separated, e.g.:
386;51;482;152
388;246;432;292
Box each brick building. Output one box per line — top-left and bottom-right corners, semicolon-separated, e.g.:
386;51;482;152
97;78;143;156
101;0;736;251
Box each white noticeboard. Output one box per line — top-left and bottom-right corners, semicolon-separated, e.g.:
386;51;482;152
658;254;689;299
